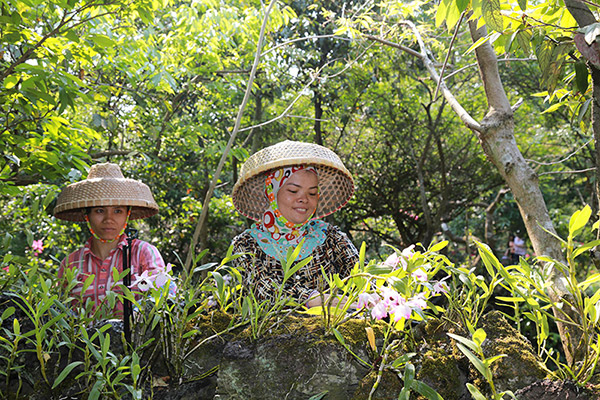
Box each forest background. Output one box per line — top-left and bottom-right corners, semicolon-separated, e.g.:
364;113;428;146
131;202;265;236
1;0;598;285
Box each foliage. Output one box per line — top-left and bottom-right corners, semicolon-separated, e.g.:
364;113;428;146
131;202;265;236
476;205;600;382
448;329;517;400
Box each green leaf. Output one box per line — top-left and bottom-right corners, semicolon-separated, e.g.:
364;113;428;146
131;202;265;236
573;239;600;259
466;383;487;400
578;272;600;290
403;362;415;392
1;307;15;321
52;361;83;389
569;205;591;237
515;30;531;54
90;34;115;48
575;61;589;94
411;379;444;400
517;0;527;10
332;328;346;345
456;343;488;379
472;328;486;346
13;318;20;336
308;392;328;400
447;332;478;352
435;0;451;27
428;241;448;253
482;0;503;32
456;0;470;12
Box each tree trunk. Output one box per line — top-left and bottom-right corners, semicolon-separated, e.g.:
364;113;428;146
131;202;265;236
466;20;583;365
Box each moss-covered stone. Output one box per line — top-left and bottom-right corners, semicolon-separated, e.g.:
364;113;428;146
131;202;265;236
416;346;468;400
215;325;370;400
479;311;548;392
352;370;403;399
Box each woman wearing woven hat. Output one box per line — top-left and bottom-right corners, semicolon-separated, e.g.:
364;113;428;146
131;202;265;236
54;162;165;317
231;140;359;306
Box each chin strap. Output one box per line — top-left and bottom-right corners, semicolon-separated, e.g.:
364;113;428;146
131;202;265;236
85;208;132;243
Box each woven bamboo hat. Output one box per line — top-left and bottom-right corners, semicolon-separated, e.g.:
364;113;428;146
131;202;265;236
54;163;159;222
232;140;354;221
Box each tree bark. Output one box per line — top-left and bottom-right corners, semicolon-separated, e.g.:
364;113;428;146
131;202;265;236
466;19;583;365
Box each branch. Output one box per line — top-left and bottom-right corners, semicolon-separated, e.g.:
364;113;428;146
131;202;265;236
467;20;512;114
365;23;482;132
184;1;276;271
526;139;592;166
538;167;596;175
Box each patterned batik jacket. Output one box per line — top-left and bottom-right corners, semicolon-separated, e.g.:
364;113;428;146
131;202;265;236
231;223;359;302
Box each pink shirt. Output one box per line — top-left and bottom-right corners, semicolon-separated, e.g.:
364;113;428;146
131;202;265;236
58;235;165;317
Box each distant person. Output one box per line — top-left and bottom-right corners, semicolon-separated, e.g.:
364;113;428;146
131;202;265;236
230;140;359;307
54;162;165;317
502;234;515;265
512;232;527;263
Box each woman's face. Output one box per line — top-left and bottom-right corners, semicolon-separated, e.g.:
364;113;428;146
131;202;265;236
87;206;128;240
276;169;319;224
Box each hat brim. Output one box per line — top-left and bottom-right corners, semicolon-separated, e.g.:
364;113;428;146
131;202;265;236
232;141;354;221
54;178;159;222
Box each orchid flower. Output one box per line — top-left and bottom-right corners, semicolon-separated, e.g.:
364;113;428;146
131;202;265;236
371;301;388;320
393;301;412;322
411;268;428;282
32;239;44;256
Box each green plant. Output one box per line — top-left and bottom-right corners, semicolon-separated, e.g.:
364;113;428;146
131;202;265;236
476;204;600;383
448;329;517;400
238;240;313;339
75;324;142;399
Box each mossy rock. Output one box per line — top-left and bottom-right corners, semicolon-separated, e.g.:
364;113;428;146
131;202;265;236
214;314;372;399
479;311;548;393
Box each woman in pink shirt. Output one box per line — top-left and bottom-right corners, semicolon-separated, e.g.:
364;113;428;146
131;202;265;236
54;162;165;318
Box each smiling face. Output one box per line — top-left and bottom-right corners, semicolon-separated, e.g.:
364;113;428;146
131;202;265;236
276;169;319;224
87;206;128;240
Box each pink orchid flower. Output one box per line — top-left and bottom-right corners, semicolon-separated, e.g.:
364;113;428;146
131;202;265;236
433;280;449;294
411;268;428;282
399;245;415;269
371;301;388;320
393;301;412;322
131;270;154;292
207;296;217;308
381;286;401;307
357;292;379;309
32;239;44;256
407;296;427;311
383;252;401;269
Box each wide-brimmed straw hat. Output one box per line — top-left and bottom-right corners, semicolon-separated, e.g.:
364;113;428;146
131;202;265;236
232;140;354;221
54;163;159;222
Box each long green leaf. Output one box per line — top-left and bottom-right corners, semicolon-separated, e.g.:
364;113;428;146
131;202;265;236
466;383;487;400
573;240;600;259
447;333;478;353
411;379;445;400
52;361;83;389
456;343;488;378
403;362;415;392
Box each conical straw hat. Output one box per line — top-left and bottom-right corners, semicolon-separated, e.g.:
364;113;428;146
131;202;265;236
54;163;159;222
232;140;354;221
